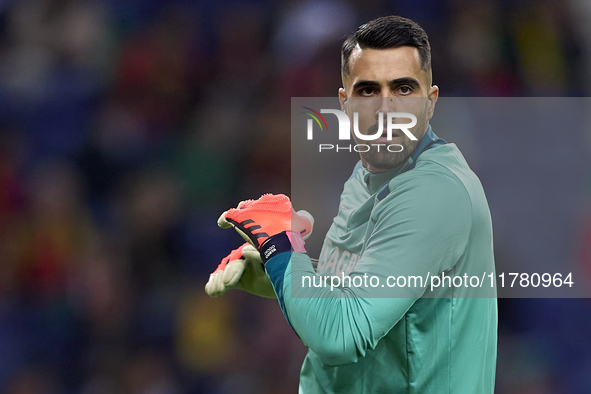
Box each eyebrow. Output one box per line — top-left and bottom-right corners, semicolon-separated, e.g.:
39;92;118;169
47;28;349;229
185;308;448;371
352;77;421;92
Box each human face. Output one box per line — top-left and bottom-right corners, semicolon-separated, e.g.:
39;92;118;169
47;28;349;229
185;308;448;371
339;45;439;173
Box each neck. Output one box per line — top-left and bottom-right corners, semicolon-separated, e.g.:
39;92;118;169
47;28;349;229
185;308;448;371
361;159;391;174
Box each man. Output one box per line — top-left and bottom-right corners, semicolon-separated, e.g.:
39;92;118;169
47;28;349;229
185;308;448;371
207;15;497;393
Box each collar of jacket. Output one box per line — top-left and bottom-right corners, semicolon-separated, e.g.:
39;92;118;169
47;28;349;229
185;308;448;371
362;125;447;195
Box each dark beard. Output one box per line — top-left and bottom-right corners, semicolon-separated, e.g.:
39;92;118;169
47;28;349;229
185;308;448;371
360;139;417;171
361;121;421;171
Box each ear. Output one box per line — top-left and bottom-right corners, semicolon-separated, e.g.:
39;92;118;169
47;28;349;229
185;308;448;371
427;85;439;120
338;88;348;112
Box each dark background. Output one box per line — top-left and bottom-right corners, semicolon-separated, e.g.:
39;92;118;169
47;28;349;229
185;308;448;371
0;0;590;393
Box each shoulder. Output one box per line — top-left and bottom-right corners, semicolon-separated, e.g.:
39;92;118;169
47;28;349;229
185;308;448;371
387;152;470;205
390;144;476;201
375;146;473;226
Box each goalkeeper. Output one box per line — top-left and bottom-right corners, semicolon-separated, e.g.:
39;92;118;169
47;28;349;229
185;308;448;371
206;15;497;394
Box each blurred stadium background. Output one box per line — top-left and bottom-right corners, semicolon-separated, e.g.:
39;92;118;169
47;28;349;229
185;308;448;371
0;0;590;393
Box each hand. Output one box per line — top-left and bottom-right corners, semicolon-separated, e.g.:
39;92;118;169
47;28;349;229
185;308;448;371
207;194;314;295
217;194;314;260
205;243;276;298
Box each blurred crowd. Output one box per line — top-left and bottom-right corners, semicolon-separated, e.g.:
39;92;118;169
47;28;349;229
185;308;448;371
0;0;590;393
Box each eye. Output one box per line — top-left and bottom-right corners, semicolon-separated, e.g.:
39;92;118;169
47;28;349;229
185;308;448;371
358;87;376;97
397;85;413;95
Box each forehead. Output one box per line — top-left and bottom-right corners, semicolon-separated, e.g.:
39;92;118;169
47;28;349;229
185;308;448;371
345;45;427;89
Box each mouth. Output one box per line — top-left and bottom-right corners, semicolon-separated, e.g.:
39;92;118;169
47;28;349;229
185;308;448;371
381;128;402;138
376;134;402;144
367;121;404;143
380;125;402;140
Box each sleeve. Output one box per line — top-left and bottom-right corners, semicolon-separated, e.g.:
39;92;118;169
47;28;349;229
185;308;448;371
265;172;472;366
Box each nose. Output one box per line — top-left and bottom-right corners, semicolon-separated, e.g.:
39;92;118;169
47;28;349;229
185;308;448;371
377;96;395;116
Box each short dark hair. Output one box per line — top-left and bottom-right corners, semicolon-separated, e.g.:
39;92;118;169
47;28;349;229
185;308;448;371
341;16;431;82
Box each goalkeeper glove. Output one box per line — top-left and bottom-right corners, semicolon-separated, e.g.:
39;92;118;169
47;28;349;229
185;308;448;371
206;196;314;296
218;194;313;263
204;242;276;298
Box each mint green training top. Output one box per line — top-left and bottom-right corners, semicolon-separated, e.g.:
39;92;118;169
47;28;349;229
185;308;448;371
265;127;497;393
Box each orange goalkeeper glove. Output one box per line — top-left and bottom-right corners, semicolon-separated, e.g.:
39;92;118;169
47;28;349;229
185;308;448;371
217;194;313;263
206;195;314;297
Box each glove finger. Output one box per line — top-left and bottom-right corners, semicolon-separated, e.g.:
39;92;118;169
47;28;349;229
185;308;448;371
241;246;267;279
217;211;234;229
295;210;315;240
204;275;214;296
218;212;257;247
205;272;226;297
222;260;247;287
241;245;263;265
218;199;254;229
205;274;219;297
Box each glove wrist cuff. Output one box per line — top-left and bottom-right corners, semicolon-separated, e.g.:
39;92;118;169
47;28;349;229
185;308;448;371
260;231;306;264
